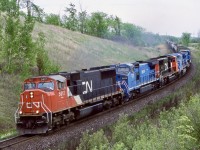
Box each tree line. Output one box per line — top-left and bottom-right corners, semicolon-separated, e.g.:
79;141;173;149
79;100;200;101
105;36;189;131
27;2;164;46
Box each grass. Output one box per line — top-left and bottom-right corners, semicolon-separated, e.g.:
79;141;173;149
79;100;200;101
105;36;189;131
0;74;22;137
0;130;18;140
33;23;169;71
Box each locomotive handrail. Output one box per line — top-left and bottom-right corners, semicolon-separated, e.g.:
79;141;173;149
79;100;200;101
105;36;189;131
14;95;24;123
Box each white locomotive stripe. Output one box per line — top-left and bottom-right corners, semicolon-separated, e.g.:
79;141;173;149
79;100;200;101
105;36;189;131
74;95;83;105
67;87;72;97
42;94;51;113
41;95;49;123
42;94;52;124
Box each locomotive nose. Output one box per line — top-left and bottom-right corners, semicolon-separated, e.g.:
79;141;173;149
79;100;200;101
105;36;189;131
21;90;48;115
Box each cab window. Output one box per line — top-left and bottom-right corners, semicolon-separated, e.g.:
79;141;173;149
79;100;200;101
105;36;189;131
38;82;54;91
117;67;130;74
57;81;65;90
24;83;36;90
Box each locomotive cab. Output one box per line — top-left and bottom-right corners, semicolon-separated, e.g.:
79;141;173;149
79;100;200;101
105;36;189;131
180;50;191;68
116;62;158;98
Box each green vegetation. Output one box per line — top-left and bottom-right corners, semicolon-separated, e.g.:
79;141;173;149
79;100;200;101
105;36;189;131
181;32;191;47
0;0;59;136
0;0;59;76
33;23;168;71
0;74;21;136
40;3;166;46
76;47;200;149
45;13;61;26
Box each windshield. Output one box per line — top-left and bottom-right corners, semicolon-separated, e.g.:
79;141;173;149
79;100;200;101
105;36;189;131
24;83;36;90
117;67;130;74
38;82;54;91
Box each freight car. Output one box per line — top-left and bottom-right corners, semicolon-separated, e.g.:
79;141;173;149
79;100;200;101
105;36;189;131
166;40;178;52
15;49;191;135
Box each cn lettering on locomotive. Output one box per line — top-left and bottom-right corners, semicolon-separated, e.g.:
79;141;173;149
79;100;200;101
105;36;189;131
82;80;93;94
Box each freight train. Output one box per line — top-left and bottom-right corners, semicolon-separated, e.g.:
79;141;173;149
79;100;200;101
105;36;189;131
15;45;191;135
166;40;190;53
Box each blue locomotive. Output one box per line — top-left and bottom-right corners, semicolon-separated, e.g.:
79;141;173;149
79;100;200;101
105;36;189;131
115;61;158;99
115;50;191;100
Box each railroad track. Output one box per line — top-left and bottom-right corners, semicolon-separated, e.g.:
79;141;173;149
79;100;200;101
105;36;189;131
0;135;37;149
0;64;194;150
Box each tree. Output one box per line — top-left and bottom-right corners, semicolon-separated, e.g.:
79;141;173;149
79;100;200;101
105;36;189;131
0;0;19;16
87;12;109;38
36;33;60;75
78;10;87;33
121;23;143;45
31;3;45;22
108;16;121;36
181;32;191;47
63;3;78;31
1;0;22;73
45;13;61;26
77;2;87;34
0;0;59;75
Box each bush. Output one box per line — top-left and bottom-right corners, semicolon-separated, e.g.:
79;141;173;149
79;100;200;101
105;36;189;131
77;129;109;150
183;95;200;144
77;95;200;150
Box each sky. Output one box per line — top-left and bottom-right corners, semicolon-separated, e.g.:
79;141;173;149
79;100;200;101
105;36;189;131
33;0;200;37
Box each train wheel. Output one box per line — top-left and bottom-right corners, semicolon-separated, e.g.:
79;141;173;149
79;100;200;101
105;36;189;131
112;98;119;106
103;100;112;110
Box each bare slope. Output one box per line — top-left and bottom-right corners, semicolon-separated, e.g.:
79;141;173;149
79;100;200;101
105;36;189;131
33;23;169;71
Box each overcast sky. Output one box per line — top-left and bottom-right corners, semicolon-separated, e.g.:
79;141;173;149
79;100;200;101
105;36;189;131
33;0;200;37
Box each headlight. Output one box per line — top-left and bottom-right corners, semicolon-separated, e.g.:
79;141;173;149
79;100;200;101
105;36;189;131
36;110;39;114
30;92;34;98
19;111;22;114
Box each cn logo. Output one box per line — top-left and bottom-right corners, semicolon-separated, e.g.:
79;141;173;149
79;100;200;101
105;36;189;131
82;80;93;94
26;102;40;108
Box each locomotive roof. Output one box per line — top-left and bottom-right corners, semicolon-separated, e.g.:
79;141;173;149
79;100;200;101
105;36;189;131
24;75;66;82
180;50;190;52
49;75;66;82
118;63;133;67
168;53;181;56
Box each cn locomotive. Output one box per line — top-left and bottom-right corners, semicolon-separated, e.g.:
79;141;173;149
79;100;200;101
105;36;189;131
15;47;191;135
